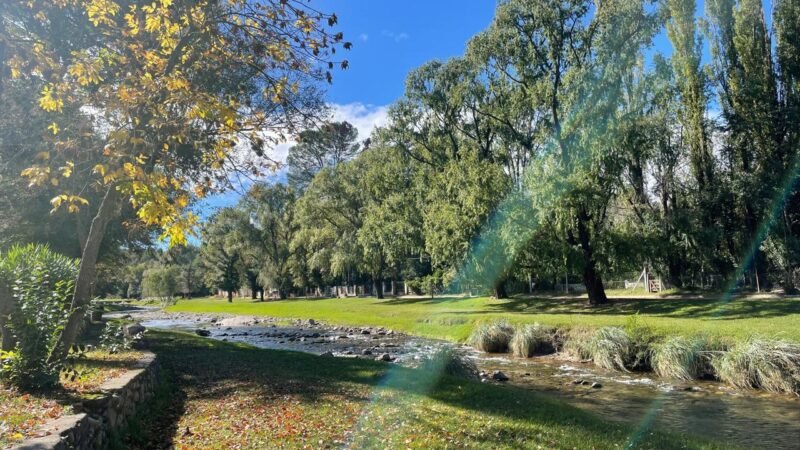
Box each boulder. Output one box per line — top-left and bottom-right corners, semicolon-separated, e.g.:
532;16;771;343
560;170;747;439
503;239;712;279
361;349;373;356
123;323;145;337
491;371;509;382
320;351;334;358
378;353;393;362
591;382;602;389
194;329;211;337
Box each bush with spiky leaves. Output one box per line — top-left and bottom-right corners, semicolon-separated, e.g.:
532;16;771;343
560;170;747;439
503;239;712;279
0;244;78;388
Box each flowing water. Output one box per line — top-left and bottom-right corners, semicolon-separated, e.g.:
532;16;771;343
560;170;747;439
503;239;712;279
109;308;800;449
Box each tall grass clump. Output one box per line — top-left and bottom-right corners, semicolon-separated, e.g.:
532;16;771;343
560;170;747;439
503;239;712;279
712;338;800;395
510;323;556;357
563;327;595;360
419;347;479;380
652;336;716;381
586;327;635;371
468;320;514;353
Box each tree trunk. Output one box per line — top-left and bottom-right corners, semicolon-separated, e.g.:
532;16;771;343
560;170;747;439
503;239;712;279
373;276;384;299
48;185;121;364
227;290;233;303
575;211;608;306
583;261;608;306
493;279;508;299
259;289;264;301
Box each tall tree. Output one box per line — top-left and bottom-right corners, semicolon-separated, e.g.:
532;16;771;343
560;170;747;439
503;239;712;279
200;209;247;303
666;0;715;196
286;121;362;191
242;184;297;299
0;0;348;360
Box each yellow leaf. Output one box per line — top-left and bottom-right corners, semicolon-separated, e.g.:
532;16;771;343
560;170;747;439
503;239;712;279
39;85;63;112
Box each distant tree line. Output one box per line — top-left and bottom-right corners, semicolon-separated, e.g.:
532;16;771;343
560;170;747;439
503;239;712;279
201;0;800;304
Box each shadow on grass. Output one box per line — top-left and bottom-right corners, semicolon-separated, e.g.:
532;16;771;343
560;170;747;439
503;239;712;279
421;295;800;320
122;330;715;449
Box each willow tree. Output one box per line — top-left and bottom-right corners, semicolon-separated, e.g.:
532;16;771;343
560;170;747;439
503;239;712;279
0;0;348;361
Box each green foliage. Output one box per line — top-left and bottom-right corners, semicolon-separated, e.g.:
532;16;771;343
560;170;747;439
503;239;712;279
141;266;180;304
286;121;362;192
98;322;137;355
0;244;78;388
200;209;248;300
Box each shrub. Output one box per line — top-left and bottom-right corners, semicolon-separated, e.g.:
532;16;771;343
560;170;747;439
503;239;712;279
99;322;138;354
652;336;716;381
468;320;514;353
0;244;78;388
712;338;800;395
510;323;556;357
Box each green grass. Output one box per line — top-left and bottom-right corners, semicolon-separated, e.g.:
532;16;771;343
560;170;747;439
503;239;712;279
167;294;800;342
122;330;725;449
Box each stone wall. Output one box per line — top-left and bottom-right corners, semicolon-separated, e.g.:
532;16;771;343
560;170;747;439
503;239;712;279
12;352;159;450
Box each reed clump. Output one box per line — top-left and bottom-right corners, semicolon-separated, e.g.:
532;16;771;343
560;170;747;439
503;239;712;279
468;320;515;353
510;323;557;357
712;337;800;395
651;335;717;381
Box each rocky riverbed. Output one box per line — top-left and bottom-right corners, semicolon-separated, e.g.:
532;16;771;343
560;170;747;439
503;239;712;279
108;307;800;449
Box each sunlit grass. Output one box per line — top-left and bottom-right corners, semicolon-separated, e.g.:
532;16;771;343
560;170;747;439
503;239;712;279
167;294;800;342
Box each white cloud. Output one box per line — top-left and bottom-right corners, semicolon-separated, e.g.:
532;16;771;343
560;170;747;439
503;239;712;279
382;30;410;43
359;33;369;42
330;102;390;141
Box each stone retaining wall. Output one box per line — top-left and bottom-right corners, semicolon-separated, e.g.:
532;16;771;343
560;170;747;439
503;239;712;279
12;352;159;450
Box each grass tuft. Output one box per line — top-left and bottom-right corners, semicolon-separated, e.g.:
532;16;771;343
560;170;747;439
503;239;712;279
419;347;480;380
468;320;514;353
510;323;557;357
652;336;715;381
712;337;800;394
586;327;635;371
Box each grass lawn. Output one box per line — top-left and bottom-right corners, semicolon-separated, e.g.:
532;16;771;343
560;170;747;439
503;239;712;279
167;294;800;342
0;350;144;447
123;330;724;450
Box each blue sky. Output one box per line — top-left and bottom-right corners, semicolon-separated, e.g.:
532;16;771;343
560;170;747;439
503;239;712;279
316;0;498;106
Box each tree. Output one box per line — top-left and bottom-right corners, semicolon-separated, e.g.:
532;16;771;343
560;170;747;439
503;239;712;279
666;0;715;197
242;184;297;299
141;266;179;302
286;121;362;191
292;163;365;291
200;209;247;302
0;0;348;360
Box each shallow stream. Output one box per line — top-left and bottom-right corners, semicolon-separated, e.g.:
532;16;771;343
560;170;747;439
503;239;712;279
108;308;800;449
